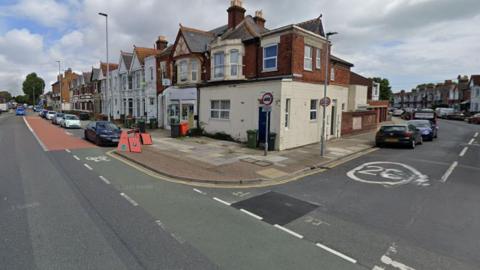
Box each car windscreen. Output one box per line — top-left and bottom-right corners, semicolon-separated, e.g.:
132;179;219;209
97;122;118;130
65;115;79;120
381;126;406;132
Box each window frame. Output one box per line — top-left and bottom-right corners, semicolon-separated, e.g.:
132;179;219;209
263;44;278;71
310;99;318;121
285;98;291;128
304;45;313;71
315;48;321;70
210;100;230;120
178;60;188;82
230;49;239;77
330;66;335;81
191;59;198;81
213;52;225;79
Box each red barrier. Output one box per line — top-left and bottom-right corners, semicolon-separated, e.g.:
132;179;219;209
140;133;153;145
128;137;142;153
117;131;130;152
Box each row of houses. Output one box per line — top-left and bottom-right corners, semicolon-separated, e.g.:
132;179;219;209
48;0;387;150
393;75;480;112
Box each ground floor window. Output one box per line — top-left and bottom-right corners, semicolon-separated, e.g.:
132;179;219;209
210;100;230;120
310;99;318;120
285;98;290;128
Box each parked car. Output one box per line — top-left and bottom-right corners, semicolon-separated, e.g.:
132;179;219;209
467;113;480;124
40;109;48;118
61;114;81;129
15;107;25;116
52;112;64;125
446;112;466;121
392;109;404;117
46;111;56;120
435;108;454;119
407;120;437;140
84;121;121;146
375;124;423;149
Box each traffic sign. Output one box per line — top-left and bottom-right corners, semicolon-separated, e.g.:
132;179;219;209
260;92;274;106
320;97;331;107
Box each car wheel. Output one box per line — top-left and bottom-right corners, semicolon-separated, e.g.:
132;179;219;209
375;141;382;148
95;136;102;146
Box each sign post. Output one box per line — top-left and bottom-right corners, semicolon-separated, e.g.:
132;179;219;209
260;92;274;156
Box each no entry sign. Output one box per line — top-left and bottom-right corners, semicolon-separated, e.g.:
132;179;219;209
260;92;274;106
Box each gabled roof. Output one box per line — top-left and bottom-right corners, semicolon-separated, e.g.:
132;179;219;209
159;45;174;57
296;16;325;37
82;72;92;84
91;68;100;81
331;55;354;67
220;15;268;41
180;25;215;53
133;47;159;65
121;51;133;70
470;75;480;86
100;62;119;76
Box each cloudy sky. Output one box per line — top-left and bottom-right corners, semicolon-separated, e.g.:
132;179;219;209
0;0;479;96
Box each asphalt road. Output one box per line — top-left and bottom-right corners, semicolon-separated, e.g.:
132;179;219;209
2;111;479;270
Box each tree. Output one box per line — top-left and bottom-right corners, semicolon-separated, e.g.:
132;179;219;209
14;95;29;104
372;77;393;101
22;73;45;105
0;91;12;102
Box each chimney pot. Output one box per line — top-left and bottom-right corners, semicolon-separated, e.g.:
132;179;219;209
227;0;246;29
254;10;266;28
156;36;168;50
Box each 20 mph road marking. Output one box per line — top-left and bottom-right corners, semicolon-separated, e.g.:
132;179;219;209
441;161;458;182
316;242;357;264
274;224;303;239
459;147;468;157
240;209;263;220
84;164;93;170
120;193;138;206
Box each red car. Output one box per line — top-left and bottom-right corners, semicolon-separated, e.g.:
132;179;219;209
467;113;480;124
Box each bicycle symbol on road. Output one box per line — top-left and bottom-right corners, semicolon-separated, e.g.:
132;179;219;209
85;156;110;162
347;161;429;187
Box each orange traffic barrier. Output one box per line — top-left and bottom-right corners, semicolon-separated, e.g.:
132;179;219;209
128;137;142;153
117;131;130;152
140;133;153;145
179;122;189;136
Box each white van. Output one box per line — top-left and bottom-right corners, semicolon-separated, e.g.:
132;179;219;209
435;108;454;118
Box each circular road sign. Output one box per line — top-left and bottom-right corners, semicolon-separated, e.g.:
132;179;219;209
319;97;331;107
261;92;274;106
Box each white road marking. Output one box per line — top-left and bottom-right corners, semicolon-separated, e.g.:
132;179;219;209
193;188;206;195
65;149;71;153
372;266;385;270
22;117;47;151
459;147;468;157
213;197;231;206
315;242;357;264
468;138;475;145
441;161;458;183
474;132;478;138
99;176;111;184
120;193;138;206
84;164;93;170
240;209;263;220
155;220;166;230
380;255;415;270
73;155;80;161
274;224;303;239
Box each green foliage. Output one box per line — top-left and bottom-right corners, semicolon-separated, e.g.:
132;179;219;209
22;73;45;104
372;77;393;101
0;91;12;102
14;95;29;104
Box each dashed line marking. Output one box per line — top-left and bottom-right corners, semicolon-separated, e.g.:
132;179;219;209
468;138;475;145
316;242;358;264
213;197;231;206
474;132;478;138
84;164;93;170
459;147;468;157
274;224;303;239
193;188;206;195
380;255;415;270
99;176;111;184
441;161;458;183
65;149;71;153
240;209;263;220
120;193;138;206
73;155;80;161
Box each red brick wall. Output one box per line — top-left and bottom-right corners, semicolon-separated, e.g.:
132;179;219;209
341;110;377;136
244;42;258;78
255;34;293;78
331;65;351;87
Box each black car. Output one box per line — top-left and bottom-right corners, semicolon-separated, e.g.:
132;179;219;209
84;121;121;146
375;124;423;149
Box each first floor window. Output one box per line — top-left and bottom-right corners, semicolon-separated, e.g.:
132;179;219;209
304;46;312;71
191;59;198;81
179;60;188;82
316;48;321;69
330;67;335;81
210;100;230;120
263;44;278;70
310;99;318;120
149;97;155;105
285;98;290;128
230;49;239;76
214;52;225;78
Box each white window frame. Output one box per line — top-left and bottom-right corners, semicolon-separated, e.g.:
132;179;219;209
263;44;278;71
310;99;318;120
304;46;313;71
331;67;335;81
210;100;230;120
213;52;225;79
230;49;239;77
285;98;290;128
191;59;198;81
316;48;321;70
178;60;188;82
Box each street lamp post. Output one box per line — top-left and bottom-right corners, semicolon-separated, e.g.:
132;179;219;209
56;60;62;111
320;31;338;157
99;12;110;121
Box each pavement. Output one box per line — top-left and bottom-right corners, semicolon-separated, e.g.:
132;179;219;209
114;128;382;185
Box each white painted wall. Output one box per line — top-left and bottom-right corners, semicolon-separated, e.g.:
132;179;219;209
347;85;368;111
144;56;158;121
470;84;480;112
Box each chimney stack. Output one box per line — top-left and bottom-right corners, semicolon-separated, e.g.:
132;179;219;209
253;10;266;28
155;36;168;50
227;0;246;29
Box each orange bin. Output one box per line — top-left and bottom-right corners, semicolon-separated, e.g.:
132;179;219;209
179;122;189;136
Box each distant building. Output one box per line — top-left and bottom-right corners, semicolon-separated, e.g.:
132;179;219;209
469;75;480;112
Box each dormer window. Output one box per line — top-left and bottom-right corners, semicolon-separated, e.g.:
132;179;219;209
263;44;278;71
230;49;239;76
214;52;225;79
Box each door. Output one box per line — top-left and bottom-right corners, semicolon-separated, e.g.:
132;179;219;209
181;103;195;127
330;99;337;136
258;107;271;144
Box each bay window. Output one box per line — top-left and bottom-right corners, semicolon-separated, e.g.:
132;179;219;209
214;52;225;79
191;59;198;81
230;49;239;76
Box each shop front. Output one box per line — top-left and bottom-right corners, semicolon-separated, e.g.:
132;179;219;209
159;87;197;130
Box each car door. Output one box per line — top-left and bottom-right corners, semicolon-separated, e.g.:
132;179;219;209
86;122;95;140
